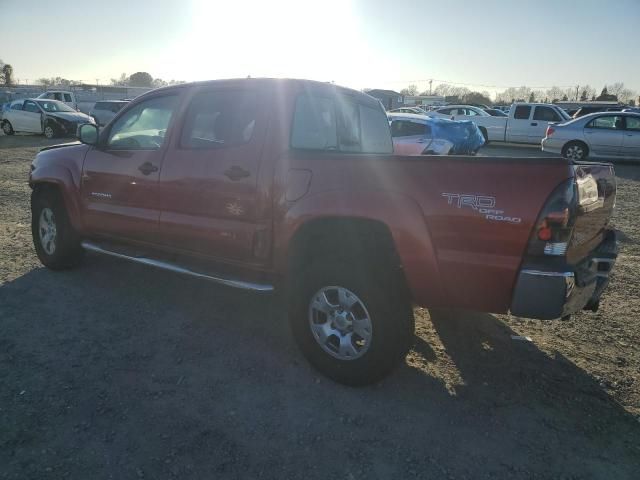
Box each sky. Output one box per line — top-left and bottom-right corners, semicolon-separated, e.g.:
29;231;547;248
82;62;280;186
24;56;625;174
2;0;639;97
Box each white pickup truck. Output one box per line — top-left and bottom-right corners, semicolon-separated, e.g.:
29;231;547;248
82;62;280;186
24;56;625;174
428;103;572;144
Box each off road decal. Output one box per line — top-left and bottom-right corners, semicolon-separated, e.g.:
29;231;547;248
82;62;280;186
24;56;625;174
442;192;522;224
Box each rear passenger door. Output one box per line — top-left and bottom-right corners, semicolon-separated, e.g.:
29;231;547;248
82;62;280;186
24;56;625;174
507;105;532;143
529;105;562;143
157;85;270;264
583;115;625;156
621;115;640;157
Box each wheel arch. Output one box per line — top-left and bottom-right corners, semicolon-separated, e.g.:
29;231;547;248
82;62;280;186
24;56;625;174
277;190;446;307
30;171;83;233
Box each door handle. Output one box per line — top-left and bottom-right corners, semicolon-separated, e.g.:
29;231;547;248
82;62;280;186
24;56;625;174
531;122;538;126
138;162;159;175
224;165;251;181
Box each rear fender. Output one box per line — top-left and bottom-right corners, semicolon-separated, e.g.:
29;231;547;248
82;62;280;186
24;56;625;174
276;190;446;307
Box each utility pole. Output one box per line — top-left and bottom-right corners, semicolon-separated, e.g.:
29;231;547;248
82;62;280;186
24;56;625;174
575;85;579;101
429;79;433;96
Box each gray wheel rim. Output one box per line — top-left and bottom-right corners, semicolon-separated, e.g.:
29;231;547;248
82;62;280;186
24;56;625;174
308;286;373;361
38;208;57;255
44;126;54;138
2;123;10;134
566;145;584;160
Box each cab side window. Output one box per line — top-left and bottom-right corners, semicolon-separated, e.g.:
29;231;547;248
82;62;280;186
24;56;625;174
391;120;426;137
514;106;532;119
533;106;560;122
107;95;178;150
63;93;72;102
180;89;258;149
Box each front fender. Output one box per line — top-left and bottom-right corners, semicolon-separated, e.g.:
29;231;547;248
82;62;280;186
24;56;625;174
30;164;84;233
275;189;446;307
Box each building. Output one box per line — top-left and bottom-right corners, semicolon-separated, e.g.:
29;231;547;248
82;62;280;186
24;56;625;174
365;89;404;110
404;95;446;107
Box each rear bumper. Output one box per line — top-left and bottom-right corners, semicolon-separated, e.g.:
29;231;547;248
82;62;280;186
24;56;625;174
541;137;563;155
510;230;618;319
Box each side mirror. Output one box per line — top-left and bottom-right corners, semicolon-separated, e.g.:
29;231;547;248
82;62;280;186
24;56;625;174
78;123;99;145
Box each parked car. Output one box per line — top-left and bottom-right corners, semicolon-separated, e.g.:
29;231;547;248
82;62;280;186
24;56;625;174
1;98;94;138
388;112;485;155
622;107;640;114
0;102;10;121
484;108;508;117
28;78;618;385
388;107;428;114
572;105;624;118
428;103;571;144
89;100;130;126
37;90;78;110
542;112;640;160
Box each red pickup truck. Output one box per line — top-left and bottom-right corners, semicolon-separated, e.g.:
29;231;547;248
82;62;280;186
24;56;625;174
29;78;618;385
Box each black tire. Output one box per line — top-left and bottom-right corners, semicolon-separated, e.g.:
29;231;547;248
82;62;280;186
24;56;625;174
31;188;84;270
562;141;589;160
479;127;489;145
43;121;57;139
289;258;414;386
2;120;14;135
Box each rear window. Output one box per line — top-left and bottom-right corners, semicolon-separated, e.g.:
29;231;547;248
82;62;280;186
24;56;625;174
291;92;392;154
94;102;108;110
514;106;531;119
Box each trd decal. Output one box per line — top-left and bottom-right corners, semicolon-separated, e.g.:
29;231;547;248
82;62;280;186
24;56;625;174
442;192;522;224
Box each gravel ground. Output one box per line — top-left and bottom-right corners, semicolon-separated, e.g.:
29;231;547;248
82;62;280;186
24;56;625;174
1;134;639;479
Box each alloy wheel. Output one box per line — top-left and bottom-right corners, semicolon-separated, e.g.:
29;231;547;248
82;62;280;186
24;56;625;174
308;286;373;360
38;208;57;255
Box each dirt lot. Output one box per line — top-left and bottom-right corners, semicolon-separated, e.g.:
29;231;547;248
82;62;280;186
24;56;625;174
1;134;639;479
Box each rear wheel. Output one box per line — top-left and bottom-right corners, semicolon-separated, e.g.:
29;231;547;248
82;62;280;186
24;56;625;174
289;258;414;386
31;188;84;269
2;120;14;135
562;141;589;160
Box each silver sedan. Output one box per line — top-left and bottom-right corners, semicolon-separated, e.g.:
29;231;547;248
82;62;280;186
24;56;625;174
542;112;640;160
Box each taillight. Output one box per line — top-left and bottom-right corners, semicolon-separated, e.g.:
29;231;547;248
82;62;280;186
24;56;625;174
545;126;555;137
528;179;576;257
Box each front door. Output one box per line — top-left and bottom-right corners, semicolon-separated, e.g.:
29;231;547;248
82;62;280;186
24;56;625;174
583;115;625;156
529;105;563;143
622;115;640;158
507;105;532;143
80;93;181;243
22;100;44;133
157;85;268;264
391;119;429;155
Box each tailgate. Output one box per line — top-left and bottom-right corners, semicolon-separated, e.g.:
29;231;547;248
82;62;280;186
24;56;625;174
567;162;616;264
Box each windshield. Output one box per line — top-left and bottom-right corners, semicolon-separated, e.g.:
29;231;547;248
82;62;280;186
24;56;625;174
36;100;76;113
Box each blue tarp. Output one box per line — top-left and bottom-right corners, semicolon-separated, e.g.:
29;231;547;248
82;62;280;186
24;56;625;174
425;117;485;155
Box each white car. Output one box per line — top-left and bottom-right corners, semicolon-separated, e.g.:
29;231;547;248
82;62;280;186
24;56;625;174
1;98;94;138
428;103;571;144
542;112;640;160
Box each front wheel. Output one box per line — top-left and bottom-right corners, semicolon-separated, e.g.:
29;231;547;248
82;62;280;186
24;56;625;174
2;120;14;135
289;259;414;386
562;141;589;160
31;188;84;270
43;122;56;139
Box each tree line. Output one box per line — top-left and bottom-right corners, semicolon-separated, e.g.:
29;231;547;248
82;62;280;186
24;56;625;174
400;82;638;106
0;59;14;86
35;72;185;88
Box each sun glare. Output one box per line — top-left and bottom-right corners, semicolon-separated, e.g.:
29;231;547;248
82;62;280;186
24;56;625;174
160;0;370;87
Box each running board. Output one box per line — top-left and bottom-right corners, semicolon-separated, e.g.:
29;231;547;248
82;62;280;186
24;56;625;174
81;241;274;292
